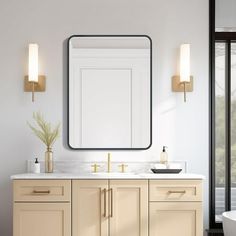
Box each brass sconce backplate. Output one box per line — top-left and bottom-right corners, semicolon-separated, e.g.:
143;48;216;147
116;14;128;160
172;76;193;92
24;75;46;92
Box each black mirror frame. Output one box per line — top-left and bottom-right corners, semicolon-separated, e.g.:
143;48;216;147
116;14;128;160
67;35;152;150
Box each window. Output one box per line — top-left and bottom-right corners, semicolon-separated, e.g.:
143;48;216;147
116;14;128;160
215;0;236;32
210;0;236;228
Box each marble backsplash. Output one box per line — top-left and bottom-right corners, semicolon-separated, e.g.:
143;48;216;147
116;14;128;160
27;160;187;174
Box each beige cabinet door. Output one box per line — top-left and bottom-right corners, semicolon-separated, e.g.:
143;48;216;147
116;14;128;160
109;180;148;236
149;202;203;236
72;180;109;236
14;203;71;236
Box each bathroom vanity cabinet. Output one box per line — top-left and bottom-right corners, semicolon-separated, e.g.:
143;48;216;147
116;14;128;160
72;180;148;236
13;180;71;236
12;176;203;236
149;180;203;236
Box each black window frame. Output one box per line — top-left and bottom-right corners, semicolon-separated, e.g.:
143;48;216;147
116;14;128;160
210;0;236;229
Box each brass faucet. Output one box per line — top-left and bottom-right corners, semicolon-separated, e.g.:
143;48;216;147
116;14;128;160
107;153;111;173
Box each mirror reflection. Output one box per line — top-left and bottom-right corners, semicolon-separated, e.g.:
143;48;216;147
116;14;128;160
68;36;152;149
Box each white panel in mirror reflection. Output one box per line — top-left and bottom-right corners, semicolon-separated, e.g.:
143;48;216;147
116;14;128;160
26;160;187;174
69;36;151;149
80;68;132;147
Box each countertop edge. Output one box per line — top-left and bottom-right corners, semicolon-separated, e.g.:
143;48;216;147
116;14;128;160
10;173;205;180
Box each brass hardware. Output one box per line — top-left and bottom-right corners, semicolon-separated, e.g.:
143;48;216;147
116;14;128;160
103;188;107;217
24;75;46;102
91;164;100;173
172;76;193;102
24;76;46;92
109;188;113;218
168;190;186;194
118;164;128;173
107;153;111;173
172;76;193;92
32;82;35;102
33;190;50;194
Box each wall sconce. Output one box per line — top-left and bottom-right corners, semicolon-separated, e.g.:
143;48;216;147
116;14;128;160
24;43;46;102
172;44;193;102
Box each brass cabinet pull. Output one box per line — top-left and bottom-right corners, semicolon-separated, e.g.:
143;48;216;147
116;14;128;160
110;188;113;218
168;190;186;194
103;188;107;217
33;190;50;194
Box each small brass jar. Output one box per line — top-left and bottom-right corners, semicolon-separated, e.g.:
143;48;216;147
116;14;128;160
45;147;53;173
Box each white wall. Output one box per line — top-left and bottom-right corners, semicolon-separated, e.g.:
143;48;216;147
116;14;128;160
0;0;209;234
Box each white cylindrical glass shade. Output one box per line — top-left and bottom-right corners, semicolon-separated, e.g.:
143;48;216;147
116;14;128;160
180;44;190;83
28;44;39;82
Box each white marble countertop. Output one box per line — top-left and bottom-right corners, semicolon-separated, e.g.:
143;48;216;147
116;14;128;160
11;172;205;180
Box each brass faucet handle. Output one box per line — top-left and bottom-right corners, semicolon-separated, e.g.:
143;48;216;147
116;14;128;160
118;164;128;173
91;164;100;173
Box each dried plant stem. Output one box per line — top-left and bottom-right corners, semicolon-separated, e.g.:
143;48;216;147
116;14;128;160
28;112;60;149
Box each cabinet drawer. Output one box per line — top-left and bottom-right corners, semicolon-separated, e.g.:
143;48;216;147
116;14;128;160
13;180;71;202
149;180;202;202
149;202;203;236
14;202;71;236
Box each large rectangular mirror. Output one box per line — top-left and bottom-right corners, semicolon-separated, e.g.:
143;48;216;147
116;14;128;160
68;35;152;150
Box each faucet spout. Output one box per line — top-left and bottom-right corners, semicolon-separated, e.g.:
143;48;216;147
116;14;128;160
107;153;111;173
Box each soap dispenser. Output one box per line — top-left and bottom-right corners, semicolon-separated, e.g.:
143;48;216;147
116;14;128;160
33;158;40;174
160;146;168;165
